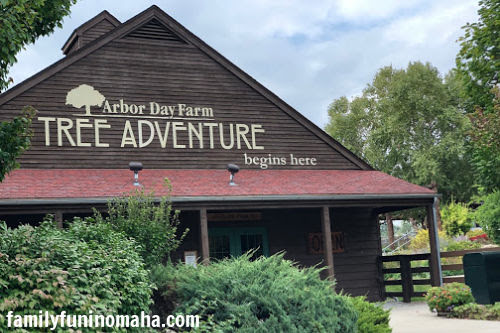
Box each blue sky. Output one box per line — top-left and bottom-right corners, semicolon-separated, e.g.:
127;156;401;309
7;0;479;126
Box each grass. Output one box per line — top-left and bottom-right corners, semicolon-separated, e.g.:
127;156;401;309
385;284;431;302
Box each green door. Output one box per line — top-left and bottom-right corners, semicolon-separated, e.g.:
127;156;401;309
208;227;269;260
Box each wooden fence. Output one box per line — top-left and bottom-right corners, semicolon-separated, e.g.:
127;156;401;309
380;247;500;302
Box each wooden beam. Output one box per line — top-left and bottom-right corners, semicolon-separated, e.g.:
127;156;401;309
386;214;395;249
321;206;334;279
54;210;63;228
199;208;209;264
427;200;442;286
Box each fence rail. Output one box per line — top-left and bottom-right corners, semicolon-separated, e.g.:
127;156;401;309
380;247;500;302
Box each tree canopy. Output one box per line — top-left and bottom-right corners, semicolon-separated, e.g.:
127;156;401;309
456;0;499;113
325;62;475;202
0;0;77;91
0;107;34;182
0;0;76;181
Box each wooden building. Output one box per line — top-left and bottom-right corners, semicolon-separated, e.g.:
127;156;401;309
0;6;442;301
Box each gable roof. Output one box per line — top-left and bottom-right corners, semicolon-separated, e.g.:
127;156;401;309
61;10;121;55
0;5;372;170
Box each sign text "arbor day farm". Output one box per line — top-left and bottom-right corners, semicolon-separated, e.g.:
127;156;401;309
36;85;265;150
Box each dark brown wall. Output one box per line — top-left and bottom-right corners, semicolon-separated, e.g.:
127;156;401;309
80;19;117;46
0;28;360;170
174;207;383;301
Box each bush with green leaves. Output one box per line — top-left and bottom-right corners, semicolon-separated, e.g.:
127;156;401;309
348;296;391;333
158;252;358;332
0;218;152;332
409;229;448;251
92;186;187;266
425;283;474;313
449;302;500;320
474;191;500;244
441;201;473;237
444;240;481;252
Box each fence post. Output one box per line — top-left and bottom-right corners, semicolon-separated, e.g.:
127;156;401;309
400;256;413;303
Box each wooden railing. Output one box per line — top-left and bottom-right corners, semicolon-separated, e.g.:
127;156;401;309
380;247;500;302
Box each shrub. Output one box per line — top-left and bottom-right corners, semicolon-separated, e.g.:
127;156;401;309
349;296;391;333
444;240;481;252
441;201;473;237
0;218;153;331
409;229;447;251
449;302;500;320
92;186;187;266
466;228;487;239
474;191;500;244
160;252;358;332
425;283;474;313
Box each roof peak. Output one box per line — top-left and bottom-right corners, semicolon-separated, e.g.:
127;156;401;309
62;10;120;55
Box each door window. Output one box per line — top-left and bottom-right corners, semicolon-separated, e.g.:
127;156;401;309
208;227;269;259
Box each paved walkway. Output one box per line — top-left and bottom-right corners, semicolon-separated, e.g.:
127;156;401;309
385;301;500;333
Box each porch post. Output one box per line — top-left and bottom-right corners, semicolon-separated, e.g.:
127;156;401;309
199;207;210;264
54;210;63;228
427;197;442;286
321;206;334;279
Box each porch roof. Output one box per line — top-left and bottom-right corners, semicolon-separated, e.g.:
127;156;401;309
0;169;435;203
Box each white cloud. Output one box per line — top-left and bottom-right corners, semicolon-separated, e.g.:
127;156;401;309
6;0;479;127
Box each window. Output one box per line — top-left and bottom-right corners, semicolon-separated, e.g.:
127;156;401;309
208;227;269;260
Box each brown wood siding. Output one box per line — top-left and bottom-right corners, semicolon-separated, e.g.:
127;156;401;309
81;19;117;47
0;38;360;170
174;207;383;301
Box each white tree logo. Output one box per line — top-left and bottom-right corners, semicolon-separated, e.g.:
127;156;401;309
66;84;105;116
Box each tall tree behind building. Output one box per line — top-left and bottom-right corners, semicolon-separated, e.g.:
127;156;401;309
456;0;500;193
325;62;475;203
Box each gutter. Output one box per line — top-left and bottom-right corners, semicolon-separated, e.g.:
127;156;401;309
0;193;438;206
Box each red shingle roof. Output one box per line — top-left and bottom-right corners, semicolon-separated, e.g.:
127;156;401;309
0;169;434;200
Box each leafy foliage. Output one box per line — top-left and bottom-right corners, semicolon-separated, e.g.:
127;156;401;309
444;240;481;252
455;0;500;113
425;283;474;313
157;253;358;332
409;229;448;251
466;89;500;193
441;201;473;237
325;62;474;203
91;187;187;267
474;191;500;244
0;0;77;91
0;106;34;182
466;228;488;239
449;302;500;320
348;296;391;333
0;218;152;332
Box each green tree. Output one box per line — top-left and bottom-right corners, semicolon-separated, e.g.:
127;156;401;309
474;191;500;244
467;88;500;192
456;0;500;113
0;106;34;181
326;62;474;203
0;0;76;181
0;0;77;91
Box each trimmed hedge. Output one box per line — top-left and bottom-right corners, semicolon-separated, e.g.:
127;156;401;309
0;219;153;331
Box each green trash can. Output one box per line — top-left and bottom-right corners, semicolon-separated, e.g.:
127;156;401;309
463;252;500;304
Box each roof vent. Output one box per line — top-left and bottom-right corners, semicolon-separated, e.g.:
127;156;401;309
227;164;240;186
129;162;143;186
125;18;186;43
